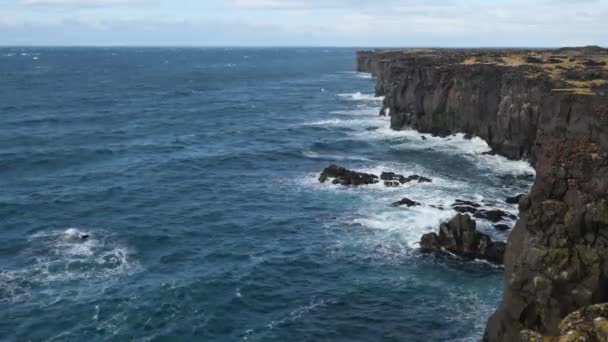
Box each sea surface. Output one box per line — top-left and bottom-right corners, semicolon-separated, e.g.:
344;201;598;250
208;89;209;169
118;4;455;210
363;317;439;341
0;48;535;341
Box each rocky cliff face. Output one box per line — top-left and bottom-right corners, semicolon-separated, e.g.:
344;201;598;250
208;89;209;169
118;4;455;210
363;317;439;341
357;48;608;341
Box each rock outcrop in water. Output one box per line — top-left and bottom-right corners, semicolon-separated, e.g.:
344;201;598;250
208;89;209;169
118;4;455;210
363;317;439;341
357;47;608;341
420;214;506;264
318;164;379;186
318;165;432;187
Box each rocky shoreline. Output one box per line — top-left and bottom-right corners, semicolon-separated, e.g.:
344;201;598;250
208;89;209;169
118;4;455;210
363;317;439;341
356;47;608;341
318;164;519;265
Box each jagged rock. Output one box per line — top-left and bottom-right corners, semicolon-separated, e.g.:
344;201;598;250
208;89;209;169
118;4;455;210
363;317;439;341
454;199;482;208
414;175;432;183
521;303;608;342
391;198;422;207
452;199;481;214
380;172;404;181
384;180;400;187
319;164;379;186
358;47;608;341
506;194;525;204
474;209;517;223
419;214;506;264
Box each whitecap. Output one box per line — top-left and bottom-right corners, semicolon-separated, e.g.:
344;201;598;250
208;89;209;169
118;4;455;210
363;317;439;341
301;150;371;162
337;92;384;102
355;72;373;79
0;228;140;304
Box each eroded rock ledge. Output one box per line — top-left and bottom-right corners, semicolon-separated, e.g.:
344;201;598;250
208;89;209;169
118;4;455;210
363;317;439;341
357;47;608;341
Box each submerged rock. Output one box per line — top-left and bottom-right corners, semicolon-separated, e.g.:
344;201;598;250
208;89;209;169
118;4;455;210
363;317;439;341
318;164;378;186
391;198;422;207
420;214;506;264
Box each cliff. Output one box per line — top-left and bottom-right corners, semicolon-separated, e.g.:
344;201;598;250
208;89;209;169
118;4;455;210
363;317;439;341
357;47;608;341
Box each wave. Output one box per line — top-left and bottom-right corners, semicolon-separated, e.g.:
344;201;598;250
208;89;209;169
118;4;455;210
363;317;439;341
0;228;140;304
337;92;384;102
302;150;371;162
301;117;384;130
355;73;373;79
347;117;535;177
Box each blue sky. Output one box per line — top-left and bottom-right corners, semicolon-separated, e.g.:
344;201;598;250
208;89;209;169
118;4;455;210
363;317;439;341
1;0;607;46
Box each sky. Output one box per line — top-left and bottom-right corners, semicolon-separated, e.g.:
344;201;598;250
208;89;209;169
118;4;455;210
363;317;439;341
1;0;607;46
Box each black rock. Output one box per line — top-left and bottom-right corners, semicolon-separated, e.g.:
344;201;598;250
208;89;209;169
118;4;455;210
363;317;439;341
474;209;517;223
419;214;506;264
403;175;433;183
381;172;404;181
493;224;511;231
505;194;525;204
319;164;379;186
384;181;400;187
453;199;481;208
392;198;422;207
453;205;478;214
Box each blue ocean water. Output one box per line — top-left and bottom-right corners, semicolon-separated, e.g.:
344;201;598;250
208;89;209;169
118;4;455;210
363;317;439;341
0;48;535;341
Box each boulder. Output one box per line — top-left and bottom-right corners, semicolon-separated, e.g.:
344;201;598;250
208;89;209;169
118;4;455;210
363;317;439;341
452;199;482;214
419;214;507;264
474;209;517;223
404;175;432;183
506;194;525;204
392;198;422;207
319;164;379;186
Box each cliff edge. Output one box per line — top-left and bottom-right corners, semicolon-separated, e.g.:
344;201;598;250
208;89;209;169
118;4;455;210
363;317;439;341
357;47;608;341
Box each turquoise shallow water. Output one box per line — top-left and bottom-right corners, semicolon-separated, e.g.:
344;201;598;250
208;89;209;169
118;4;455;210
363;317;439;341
0;48;534;341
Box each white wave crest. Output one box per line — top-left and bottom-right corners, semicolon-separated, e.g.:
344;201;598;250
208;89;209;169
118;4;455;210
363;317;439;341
0;228;140;304
338;92;384;102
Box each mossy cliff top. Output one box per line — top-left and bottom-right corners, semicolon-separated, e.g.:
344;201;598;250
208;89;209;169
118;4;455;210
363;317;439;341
358;46;608;96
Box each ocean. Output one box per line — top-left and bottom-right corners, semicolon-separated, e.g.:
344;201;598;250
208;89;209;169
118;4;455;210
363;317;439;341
0;48;534;341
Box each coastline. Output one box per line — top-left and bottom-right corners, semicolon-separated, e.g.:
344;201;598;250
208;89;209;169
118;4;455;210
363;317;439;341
356;47;608;340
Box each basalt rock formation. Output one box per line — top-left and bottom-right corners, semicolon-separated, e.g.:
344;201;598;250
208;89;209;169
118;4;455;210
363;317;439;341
420;214;506;264
522;303;608;341
319;164;433;187
318;164;379;186
357;47;608;341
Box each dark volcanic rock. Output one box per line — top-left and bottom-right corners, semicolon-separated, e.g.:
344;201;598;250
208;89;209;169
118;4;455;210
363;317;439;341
405;175;432;183
474;209;517;223
420;214;506;264
318;164;379;186
493;224;511;231
358;47;608;341
505;194;525;204
384;180;400;187
380;172;403;181
391;198;422;207
452;199;481;214
381;172;433;184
